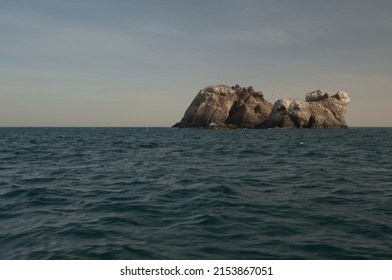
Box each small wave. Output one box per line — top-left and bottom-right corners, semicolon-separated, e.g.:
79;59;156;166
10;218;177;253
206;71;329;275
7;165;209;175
1;127;392;259
139;142;160;149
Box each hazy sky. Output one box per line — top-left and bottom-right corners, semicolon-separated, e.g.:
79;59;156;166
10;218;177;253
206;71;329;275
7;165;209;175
1;0;391;127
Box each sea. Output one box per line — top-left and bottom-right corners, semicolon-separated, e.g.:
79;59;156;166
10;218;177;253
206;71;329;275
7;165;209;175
0;127;391;260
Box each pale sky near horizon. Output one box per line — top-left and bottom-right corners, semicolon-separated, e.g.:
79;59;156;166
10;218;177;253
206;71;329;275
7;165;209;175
1;0;391;127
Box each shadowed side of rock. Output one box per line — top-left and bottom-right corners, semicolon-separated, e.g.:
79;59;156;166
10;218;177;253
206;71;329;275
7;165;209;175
225;85;273;128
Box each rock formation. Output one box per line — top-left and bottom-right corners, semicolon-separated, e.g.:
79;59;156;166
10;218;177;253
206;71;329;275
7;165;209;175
173;86;350;129
263;90;350;128
173;85;273;129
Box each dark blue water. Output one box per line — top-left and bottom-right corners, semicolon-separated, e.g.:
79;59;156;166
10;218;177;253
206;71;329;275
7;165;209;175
0;128;391;259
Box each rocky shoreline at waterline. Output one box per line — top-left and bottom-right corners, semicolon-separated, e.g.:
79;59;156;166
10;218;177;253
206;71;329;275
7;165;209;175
173;84;350;129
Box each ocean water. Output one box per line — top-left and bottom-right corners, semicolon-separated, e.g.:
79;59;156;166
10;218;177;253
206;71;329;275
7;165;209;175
0;127;391;260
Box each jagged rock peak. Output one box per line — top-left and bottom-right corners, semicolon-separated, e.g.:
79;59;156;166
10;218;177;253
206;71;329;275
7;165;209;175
333;91;350;104
306;89;350;104
306;90;329;102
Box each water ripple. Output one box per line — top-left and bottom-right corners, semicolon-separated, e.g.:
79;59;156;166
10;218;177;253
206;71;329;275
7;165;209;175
0;128;392;259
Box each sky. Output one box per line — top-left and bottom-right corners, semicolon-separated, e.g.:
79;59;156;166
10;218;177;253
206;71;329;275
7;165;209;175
1;0;391;127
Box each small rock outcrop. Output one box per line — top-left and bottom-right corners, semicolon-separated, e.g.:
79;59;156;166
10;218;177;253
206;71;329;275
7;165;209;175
173;86;350;129
173;85;273;129
263;90;350;128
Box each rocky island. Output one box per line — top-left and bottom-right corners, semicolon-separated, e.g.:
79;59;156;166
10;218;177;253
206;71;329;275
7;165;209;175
173;85;350;129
